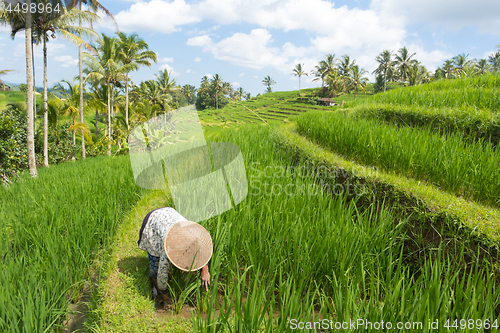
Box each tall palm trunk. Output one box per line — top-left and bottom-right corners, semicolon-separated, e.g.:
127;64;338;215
383;68;387;92
95;108;99;137
107;82;111;156
125;73;129;127
25;1;37;177
79;1;86;159
43;36;49;167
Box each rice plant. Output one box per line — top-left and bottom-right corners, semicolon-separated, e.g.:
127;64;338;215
296;112;500;207
191;125;500;332
0;155;143;332
350;102;500;146
369;73;500;111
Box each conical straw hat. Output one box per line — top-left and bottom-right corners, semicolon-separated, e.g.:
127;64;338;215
164;221;213;271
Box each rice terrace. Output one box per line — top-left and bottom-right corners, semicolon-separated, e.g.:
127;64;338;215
2;1;500;332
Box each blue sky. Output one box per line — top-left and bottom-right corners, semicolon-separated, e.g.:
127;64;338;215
1;0;499;96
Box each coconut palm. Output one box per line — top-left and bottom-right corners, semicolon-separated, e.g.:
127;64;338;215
345;65;368;100
69;0;115;159
211;74;223;109
25;1;37;176
452;53;472;77
117;32;157;127
155;69;179;96
442;60;455;79
325;70;345;97
235;87;245;101
475;59;490;75
488;50;500;72
181;84;196;105
394;47;417;86
372;50;394;92
292;63;307;96
32;6;98;166
262;75;276;93
51;80;89;160
337;55;356;77
84;34;132;155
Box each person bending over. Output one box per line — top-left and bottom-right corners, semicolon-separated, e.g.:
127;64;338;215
138;207;212;303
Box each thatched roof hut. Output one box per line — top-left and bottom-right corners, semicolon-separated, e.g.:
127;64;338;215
317;98;335;106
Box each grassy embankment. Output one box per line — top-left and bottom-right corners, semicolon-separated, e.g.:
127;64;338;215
197;84;375;127
0;155;144;332
5;75;500;332
92;124;500;333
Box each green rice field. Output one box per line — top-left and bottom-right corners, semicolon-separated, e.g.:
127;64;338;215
1;74;500;332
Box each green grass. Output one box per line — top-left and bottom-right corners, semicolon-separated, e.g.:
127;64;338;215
369;73;500;111
0;155;144;332
348;102;500;145
86;190;193;333
296;111;500;207
0;90;42;111
197;87;374;127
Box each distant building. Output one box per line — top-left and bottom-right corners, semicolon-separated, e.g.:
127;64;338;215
317;98;335;106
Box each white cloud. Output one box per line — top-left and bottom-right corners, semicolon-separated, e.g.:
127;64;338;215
186;69;192;73
159;57;174;63
159;63;179;76
194;57;201;62
239;73;245;77
371;0;500;34
406;44;453;71
187;29;290;70
54;55;79;68
231;82;240;87
204;73;213;79
104;0;200;33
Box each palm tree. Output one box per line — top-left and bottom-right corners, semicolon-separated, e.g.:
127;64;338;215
452;53;472;77
394;47;417;86
245;92;251;100
442;60;455;79
337;55;356;77
235;87;245;101
155;69;179;96
475;59;490;75
69;0;115;159
117;32;156;127
262;75;276;93
84;33;131;155
211;74;223;109
1;1;37;175
0;69;18;90
52;80;88;160
132;80;167;106
25;1;37;177
33;6;97;167
372;50;393;92
488;48;500;71
181;84;196;105
345;65;368;100
325;70;345;97
292;63;307;96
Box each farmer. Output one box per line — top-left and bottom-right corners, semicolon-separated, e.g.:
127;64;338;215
138;207;212;303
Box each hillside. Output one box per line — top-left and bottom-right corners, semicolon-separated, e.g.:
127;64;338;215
197;85;375;127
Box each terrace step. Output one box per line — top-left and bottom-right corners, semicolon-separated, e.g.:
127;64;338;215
275;123;500;242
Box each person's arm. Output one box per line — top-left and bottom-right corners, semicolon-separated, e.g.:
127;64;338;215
201;263;210;291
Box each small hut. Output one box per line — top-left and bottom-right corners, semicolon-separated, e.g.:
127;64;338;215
317;98;335;106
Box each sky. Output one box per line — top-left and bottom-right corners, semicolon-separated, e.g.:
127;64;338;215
0;0;499;96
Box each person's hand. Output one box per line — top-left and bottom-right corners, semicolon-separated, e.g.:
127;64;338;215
201;265;210;291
